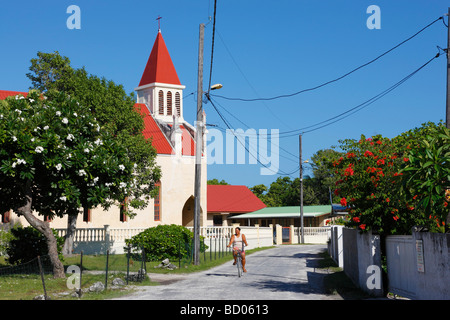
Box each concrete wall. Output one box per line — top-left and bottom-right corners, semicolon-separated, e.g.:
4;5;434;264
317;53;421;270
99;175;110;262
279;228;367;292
342;228;383;297
412;231;450;300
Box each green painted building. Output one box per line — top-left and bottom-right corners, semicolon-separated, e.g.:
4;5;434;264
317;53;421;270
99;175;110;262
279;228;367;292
228;205;333;227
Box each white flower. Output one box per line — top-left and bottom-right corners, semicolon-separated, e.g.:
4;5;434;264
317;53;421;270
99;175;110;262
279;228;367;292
44;125;49;130
56;111;61;116
66;134;75;141
84;148;90;153
78;169;86;176
73;112;77;117
118;164;125;171
93;177;99;184
60;196;67;201
94;139;102;146
35;146;44;153
105;182;113;187
119;182;127;188
29;99;35;103
12;136;17;142
55;163;62;171
0;114;3;119
15;109;21;115
12;162;16;168
62;118;68;124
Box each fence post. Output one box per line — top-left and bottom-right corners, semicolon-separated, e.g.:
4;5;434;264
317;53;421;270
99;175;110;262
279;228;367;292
104;225;110;254
78;251;83;298
105;249;109;290
37;256;48;300
126;244;130;285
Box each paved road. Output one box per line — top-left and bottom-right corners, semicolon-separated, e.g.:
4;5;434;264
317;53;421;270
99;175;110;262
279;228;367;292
114;244;342;300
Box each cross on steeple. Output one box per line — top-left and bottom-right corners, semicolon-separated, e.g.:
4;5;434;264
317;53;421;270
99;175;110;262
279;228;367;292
156;15;162;31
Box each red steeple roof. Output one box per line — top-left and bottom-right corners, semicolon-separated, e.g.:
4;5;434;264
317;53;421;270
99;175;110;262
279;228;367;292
139;31;181;86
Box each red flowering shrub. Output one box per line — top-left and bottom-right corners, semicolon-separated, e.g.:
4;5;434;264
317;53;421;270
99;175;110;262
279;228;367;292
334;122;449;235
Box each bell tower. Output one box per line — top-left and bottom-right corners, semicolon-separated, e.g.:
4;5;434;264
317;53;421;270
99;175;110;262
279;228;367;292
135;28;185;123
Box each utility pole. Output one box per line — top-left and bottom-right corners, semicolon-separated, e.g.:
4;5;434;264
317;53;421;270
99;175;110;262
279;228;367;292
446;8;450;129
299;134;304;244
193;23;205;265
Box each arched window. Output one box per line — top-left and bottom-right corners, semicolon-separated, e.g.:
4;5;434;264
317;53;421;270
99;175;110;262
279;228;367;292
175;92;181;116
158;90;164;115
167;91;172;116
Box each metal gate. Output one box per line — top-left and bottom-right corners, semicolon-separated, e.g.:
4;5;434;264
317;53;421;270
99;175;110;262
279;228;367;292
385;236;416;299
282;227;291;244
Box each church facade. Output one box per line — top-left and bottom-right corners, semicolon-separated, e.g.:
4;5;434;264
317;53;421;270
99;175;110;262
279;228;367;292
1;29;209;229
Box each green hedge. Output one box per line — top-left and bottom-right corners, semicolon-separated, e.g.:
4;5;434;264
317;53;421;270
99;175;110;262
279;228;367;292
125;224;208;261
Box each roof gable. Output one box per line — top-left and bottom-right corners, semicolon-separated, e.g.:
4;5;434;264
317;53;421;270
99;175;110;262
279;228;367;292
139;31;181;87
207;185;267;213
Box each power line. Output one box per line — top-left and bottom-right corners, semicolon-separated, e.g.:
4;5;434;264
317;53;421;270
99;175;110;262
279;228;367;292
292;52;442;135
207;0;217;96
210;16;444;102
206;93;300;176
206;51;441;142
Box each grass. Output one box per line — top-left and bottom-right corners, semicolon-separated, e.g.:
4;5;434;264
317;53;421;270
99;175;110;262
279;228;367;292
316;250;371;299
0;246;272;300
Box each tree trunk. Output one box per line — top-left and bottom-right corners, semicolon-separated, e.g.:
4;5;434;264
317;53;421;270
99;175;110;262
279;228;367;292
16;180;65;278
63;213;78;255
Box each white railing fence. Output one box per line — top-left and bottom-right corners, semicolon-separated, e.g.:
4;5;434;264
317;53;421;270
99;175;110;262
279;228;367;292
292;226;331;244
55;225;274;255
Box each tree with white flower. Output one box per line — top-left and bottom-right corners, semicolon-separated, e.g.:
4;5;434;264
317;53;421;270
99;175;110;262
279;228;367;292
0;90;157;278
25;51;161;259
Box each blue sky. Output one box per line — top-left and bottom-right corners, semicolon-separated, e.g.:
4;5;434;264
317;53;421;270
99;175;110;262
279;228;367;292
0;0;448;188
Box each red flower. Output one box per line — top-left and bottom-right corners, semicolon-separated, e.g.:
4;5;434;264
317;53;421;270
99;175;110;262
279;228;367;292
444;202;448;208
376;159;385;165
377;140;382;145
385;198;390;203
359;224;366;230
340;197;347;206
403;157;409;162
352;217;360;223
364;150;374;157
393;215;399;221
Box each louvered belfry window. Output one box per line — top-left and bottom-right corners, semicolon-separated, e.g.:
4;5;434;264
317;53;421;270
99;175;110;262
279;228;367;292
175;92;181;116
158;90;164;115
167;91;172;116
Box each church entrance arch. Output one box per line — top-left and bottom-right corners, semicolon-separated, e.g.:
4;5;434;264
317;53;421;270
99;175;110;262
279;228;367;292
182;196;203;227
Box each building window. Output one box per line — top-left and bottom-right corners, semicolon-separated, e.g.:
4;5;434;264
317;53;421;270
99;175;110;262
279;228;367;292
120;197;128;222
167;91;172;116
1;211;10;223
154;181;161;221
175;92;181;116
83;207;91;222
158;90;164;115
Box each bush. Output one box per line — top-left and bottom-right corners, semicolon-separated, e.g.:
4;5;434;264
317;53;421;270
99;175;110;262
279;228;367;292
5;226;64;265
125;224;208;261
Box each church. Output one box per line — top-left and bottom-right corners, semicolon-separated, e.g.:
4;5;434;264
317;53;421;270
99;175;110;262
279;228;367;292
1;29;209;229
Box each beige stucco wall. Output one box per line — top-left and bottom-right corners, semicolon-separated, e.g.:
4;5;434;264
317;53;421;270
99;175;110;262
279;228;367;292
10;152;208;230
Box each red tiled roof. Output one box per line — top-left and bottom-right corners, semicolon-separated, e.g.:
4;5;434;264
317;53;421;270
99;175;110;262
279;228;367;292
207;185;267;213
136;103;174;154
0;90;28;100
180;124;195;156
139;31;181;86
136;103;196;156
